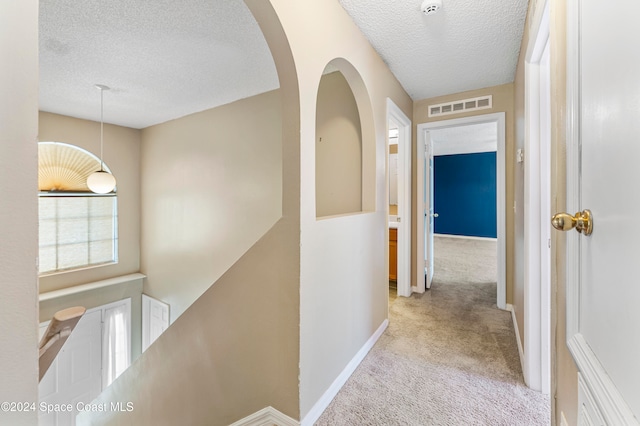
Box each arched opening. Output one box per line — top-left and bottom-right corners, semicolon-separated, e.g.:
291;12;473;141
315;58;375;218
70;1;303;423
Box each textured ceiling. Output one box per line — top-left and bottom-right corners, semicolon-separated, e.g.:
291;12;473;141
338;0;528;101
40;0;527;130
39;0;278;129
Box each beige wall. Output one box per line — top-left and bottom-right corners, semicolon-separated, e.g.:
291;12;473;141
316;71;362;217
80;220;301;425
413;83;515;303
0;1;39;424
38;112;142;294
140;89;282;321
277;0;412;418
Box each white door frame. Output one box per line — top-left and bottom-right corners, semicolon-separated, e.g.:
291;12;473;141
387;99;412;297
416;113;506;310
524;0;551;395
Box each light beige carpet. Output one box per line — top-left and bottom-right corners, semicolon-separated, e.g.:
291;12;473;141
316;236;550;425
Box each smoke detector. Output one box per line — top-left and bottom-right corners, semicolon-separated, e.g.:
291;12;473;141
421;0;442;15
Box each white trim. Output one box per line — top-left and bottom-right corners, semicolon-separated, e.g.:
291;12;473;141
434;233;497;242
578;373;606;425
506;304;525;377
569;335;640;425
229;406;299;426
387;99;412;298
39;273;146;302
523;0;551;395
416;113;506;309
301;319;389;426
525;0;551;62
565;0;581;343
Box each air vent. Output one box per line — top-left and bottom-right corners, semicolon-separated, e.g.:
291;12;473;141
427;95;493;118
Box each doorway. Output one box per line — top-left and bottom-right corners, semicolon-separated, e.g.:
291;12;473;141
387;99;412;298
416;113;506;310
524;0;550;395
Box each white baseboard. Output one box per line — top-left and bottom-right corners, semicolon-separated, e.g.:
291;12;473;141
229;406;299;426
300;319;389;426
434;233;497;242
411;285;420;293
506;304;525;376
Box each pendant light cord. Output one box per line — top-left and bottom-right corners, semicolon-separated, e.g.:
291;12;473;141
99;86;105;172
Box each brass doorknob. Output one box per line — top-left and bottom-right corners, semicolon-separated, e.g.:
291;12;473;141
551;209;593;236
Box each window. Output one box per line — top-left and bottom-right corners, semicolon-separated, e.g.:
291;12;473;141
103;301;131;387
38;142;118;274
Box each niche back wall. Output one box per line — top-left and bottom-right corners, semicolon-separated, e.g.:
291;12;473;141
434;151;496;238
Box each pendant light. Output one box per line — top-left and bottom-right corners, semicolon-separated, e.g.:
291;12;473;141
87;84;117;194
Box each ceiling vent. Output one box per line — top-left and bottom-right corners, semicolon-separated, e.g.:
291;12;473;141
427;95;492;118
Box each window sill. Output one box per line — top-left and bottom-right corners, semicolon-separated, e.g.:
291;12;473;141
39;273;146;302
39;261;118;278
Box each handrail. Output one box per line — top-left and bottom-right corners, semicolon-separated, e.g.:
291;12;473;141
38;306;86;381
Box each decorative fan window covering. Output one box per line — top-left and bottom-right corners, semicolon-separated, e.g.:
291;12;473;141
38;142;118;274
39;142;115;192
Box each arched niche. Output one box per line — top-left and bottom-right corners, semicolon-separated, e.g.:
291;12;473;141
315;58;375;218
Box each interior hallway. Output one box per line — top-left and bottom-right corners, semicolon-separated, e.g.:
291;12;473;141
316;236;549;425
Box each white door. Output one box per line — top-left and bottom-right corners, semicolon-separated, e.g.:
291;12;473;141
387;99;412;297
39;310;102;426
563;1;640;423
142;294;170;352
424;135;435;289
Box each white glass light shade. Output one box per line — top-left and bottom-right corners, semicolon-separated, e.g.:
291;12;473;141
87;171;116;194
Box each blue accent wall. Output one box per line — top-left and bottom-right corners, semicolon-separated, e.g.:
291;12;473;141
434;152;497;238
